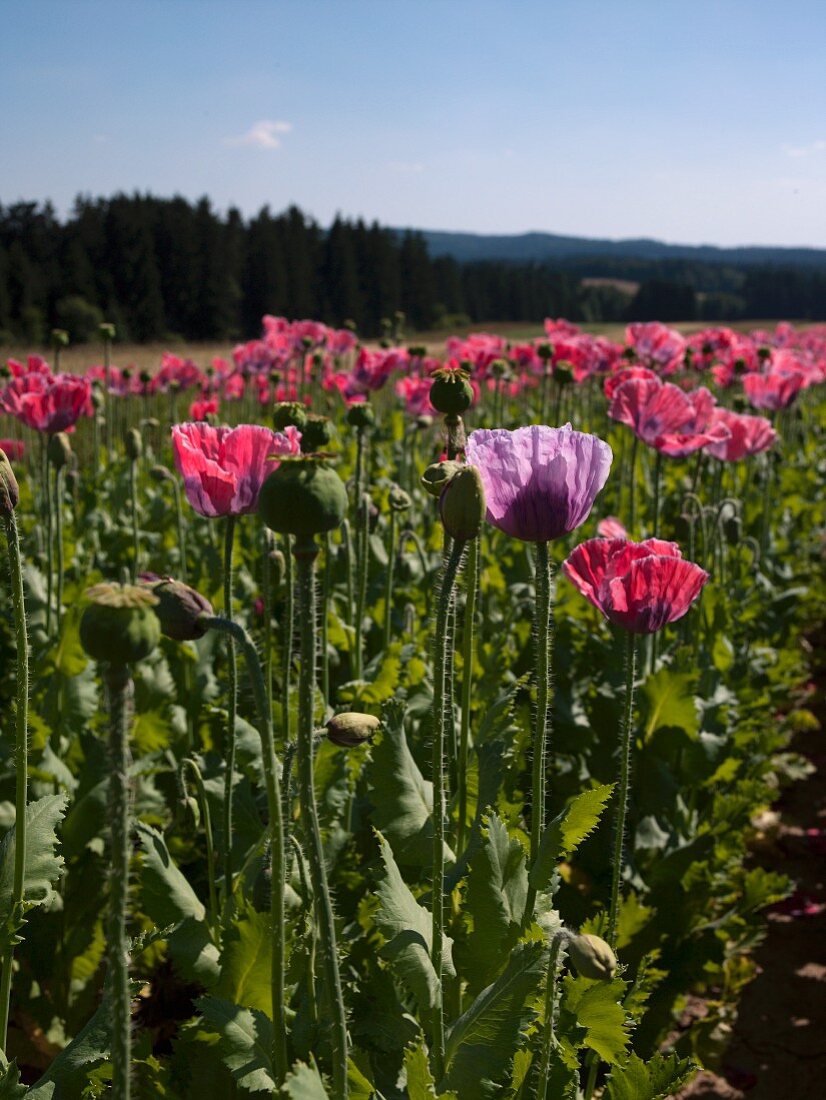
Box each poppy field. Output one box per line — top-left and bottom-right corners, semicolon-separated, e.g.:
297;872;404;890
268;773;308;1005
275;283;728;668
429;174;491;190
0;316;823;1099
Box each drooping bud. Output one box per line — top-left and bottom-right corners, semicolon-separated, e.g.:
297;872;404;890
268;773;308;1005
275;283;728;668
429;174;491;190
300;414;334;453
346;402;375;429
138;574;213;641
429;366;474;416
439;465;486;542
259;457;348;540
0;449;19;517
150;464;174;483
326;711;381;748
565;933;617;980
420;460;463;499
388;485;412;513
125;428;143;461
48;432;72;470
80;583;160;666
176;795;201;832
273;401;308;433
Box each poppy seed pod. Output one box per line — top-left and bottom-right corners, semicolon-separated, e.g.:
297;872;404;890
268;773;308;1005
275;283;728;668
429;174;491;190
99;322;116;341
80;583;161;666
554;361;575;386
48;431;72;469
125;428;143;461
565;933;617;980
537;342;553;362
273;401;308;432
150;464;174;483
388;485;412;513
300;414;335;453
0;449;19;517
138;574;213;641
259;457;348;540
346;402;375;429
429;368;474;416
327;711;380;747
439;465;486;542
51;328;69;350
421;460;463;499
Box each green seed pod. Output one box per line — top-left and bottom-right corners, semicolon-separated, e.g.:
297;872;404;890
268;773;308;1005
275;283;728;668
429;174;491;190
326;711;380;748
259;457;348;540
48;431;72;469
138;574;213;641
490;357;509;379
99;322;116;341
566;933;617;980
421;460;463;499
300;414;335;453
0;449;19;517
439;465;486;542
537;342;553;362
51;328;69;350
554;361;574;386
407;344;428;359
429;368;473;416
80;583;161;666
125;428;143;461
346;402;375;429
388;485;412;513
273;401;308;432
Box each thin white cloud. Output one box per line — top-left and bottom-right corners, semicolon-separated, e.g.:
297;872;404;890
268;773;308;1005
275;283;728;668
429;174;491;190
782;139;826;158
387;160;424;174
226;120;292;150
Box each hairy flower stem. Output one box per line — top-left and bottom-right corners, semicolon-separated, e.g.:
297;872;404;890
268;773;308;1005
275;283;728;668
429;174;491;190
608;631;638;947
180;758;219;936
321;532;332;706
384;511;397;649
355;492;369;679
535;934;563;1100
129;457;139;583
0;511;29;1052
262;532;274;719
627;434;639;535
651;449;663;538
523;542;555;926
172;480;188;583
104;663;134;1100
53;465;65;634
221;516;238;922
431;538;465;1082
293;543;348;1097
44;445;53;635
282;534;294;746
201;615;289;1086
456;535;479;856
342;519;355;629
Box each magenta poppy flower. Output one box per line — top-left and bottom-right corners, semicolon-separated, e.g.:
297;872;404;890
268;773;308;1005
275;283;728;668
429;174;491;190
0;372;91;433
625;322;686;374
563;537;708;634
608;378;729;457
742;370;804;411
172;422;301;518
597;516;629;539
704;409;777;461
603;366;660;402
189;397;220;422
0;439;24;462
464;424;612;543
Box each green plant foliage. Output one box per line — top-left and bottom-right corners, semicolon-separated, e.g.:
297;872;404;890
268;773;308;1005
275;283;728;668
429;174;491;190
528;784;614;891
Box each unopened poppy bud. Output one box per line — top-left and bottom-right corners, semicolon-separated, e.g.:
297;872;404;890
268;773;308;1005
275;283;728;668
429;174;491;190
138;574;213;641
388;485;411;513
51;328;69;350
537;343;553;362
554;362;574;386
300;414;334;453
176;795;200;832
346;402;375;429
439;465;486;542
125;428;143;461
273;401;308;432
566;933;617;980
80;583;160;666
259;457;348;540
407;344;428;359
490;358;509;379
48;432;72;469
724;516;741;545
416;415;434;431
430;368;474;416
139;370;152;387
91;388;104;410
150;464;174;483
344;318;358;332
268;548;286;589
421;460;463;499
99;322;116;341
326;711;380;747
0;449;19;517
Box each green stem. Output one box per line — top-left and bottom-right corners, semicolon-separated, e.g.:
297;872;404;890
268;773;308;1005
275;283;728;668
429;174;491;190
180;758;219;936
104;663;133;1100
45;449;53;636
651;449;663;538
0;511;29;1052
384;511;397;649
354;492;369;679
523;542;554;926
54;466;64;634
221;516;237;921
431;538;465;1081
608;631;638;947
535;935;563;1100
322;531;332;706
342;518;355;630
293;544;348;1097
282;535;293;747
129;458;139;583
172;480;188;584
456;536;479;857
201;615;288;1085
627;434;639;536
262;534;274;720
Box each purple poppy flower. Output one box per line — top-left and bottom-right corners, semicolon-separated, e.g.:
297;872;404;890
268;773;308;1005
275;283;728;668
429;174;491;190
465;424;613;542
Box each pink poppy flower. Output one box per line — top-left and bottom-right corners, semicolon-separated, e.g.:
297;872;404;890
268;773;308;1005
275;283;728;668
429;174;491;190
465;424;612;543
603;366;660;401
563;537;708;634
0;439;24;461
189;397;219;421
597;516;628;539
608;378;729;457
0;372;91;433
172;422;301;518
626;322;687;374
705;409;777;461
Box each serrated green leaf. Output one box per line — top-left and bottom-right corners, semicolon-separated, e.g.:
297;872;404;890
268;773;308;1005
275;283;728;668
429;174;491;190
465;813;528;985
0;793;67;939
404;1034;458;1100
28;992;114;1097
443;941;545;1098
283;1058;328;1099
217;903;272;1017
529;785;613;892
135;821;205;925
559;975;629;1065
196;996;274;1094
640;669;700;740
0;1053;27;1098
374;832;454;1014
166;916;221;986
604;1051;696;1100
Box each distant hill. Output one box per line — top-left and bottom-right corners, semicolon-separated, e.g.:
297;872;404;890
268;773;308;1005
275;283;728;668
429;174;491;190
400;228;826;269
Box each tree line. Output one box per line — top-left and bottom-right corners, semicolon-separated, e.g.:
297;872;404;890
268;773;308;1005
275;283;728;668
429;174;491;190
1;194;825;344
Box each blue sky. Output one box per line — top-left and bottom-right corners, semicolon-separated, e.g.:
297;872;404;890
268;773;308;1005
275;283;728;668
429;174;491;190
3;0;826;246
